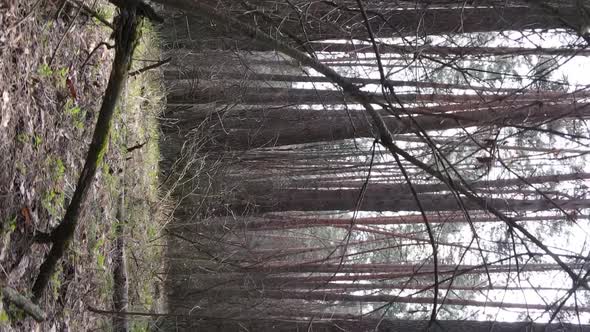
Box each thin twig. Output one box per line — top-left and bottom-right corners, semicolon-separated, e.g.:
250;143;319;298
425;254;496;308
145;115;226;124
48;0;85;67
162;0;590;291
81;42;115;71
7;0;43;32
126;140;148;153
129;57;171;77
88;305;181;317
353;0;441;324
67;0;114;29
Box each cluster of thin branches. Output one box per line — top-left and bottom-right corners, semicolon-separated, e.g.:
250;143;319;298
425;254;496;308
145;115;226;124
155;0;590;329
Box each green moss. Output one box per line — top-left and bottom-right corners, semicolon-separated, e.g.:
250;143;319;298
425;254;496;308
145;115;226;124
0;309;9;325
4;215;17;233
64;101;87;130
46;156;65;181
33;134;43;150
94;236;106;270
50;264;63;300
130;321;150;332
9;220;16;233
16;133;28;144
56;67;69;89
4;303;25;323
95;6;115;23
41;156;66;218
15;161;26;175
66;104;81;117
96;138;110;168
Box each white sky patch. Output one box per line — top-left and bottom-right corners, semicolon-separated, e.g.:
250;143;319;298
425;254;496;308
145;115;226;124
263;28;590;323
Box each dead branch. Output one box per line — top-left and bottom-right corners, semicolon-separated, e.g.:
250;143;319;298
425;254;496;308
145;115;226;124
2;287;46;322
67;0;115;29
129;57;171;77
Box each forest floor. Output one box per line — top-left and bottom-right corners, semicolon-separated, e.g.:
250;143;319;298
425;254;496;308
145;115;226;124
0;1;168;330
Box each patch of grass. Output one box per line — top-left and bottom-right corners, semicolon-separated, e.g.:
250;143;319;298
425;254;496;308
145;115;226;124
41;189;64;219
46;156;65;181
94;236;107;271
96;265;113;303
15;161;26;175
0;215;17;260
0;215;17;278
0;1;124;330
64;101;86;130
0;309;9;325
95;6;115;23
56;67;69;87
33;134;42;150
116;21;169;319
37;63;53;77
15;131;43;150
88;214;113;303
3;303;26;324
101;161;119;194
3;215;17;233
130;321;150;332
41;156;66;218
16;132;28;145
50;264;63;302
37;62;69;93
65;103;81;117
66;106;86;130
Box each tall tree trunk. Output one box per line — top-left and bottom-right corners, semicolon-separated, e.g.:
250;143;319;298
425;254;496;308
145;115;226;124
164;102;590;149
165;4;581;44
236;186;590;212
236;212;582;230
209;289;590;313
159;316;590;332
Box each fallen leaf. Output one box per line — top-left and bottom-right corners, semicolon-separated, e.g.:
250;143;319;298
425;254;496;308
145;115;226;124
1;91;9;127
1;90;8;107
21;207;31;227
66;77;77;100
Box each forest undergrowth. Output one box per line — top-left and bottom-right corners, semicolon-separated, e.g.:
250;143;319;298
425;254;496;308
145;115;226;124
0;1;169;330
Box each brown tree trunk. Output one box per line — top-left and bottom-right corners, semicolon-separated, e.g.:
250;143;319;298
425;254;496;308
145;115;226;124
167;86;583;105
165;4;581;43
165;102;590;149
212;289;590;314
283;172;590;193
237;186;590;212
236;213;580;230
158;315;590;332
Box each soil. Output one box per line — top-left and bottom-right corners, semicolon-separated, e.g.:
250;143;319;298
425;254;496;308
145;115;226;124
0;1;166;330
